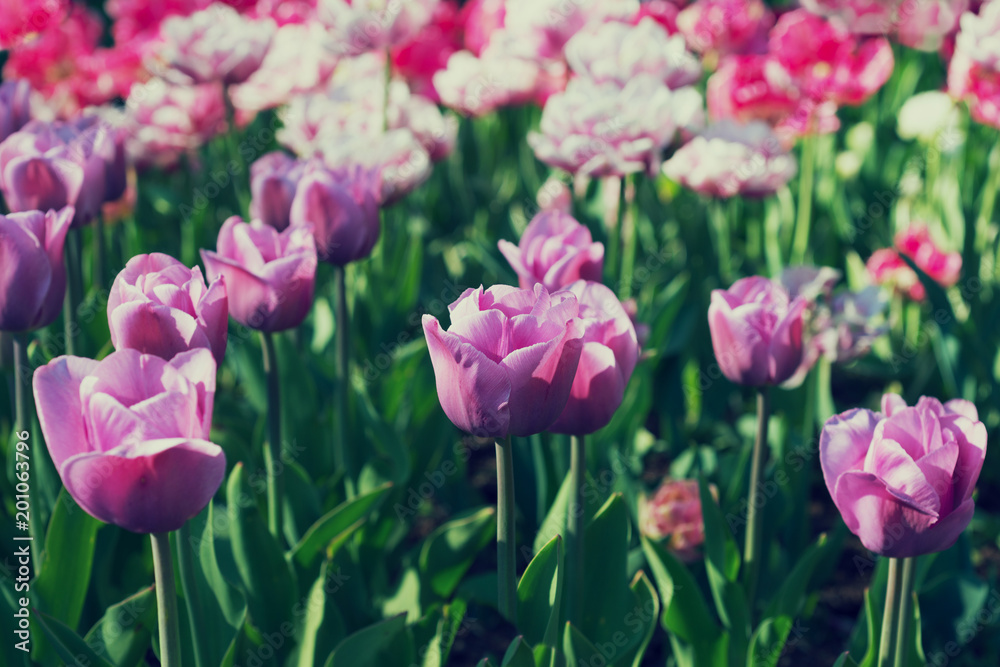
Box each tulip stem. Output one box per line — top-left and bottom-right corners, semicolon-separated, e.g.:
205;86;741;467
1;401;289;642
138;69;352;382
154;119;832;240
12;334;28;435
976;135;1000;260
566;434;585;627
619;176;637;299
604;177;622;284
63;227;82;356
334;265;355;498
260;331;284;541
879;557;904;667
223;91;250;216
792;132;817;264
150;532;181;667
94;214;106;292
708;199;732;283
743;386;770;617
176;524;208;667
496;435;517;624
893;557;916;667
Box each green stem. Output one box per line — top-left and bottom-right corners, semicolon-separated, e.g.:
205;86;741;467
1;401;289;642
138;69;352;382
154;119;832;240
879;557;904;667
334;265;355;498
976;136;1000;259
151;532;181;667
12;334;28;435
63;227;83;356
175;523;207;667
792;133;817;264
496;435;517;624
709;198;732;282
893;557;916;667
94;214;106;292
619;176;637;299
604;177;622;283
260;331;284;541
566;434;585;627
223;91;250;216
743;387;770;617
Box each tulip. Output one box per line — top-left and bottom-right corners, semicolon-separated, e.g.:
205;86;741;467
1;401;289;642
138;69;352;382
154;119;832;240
391;0;464;102
0;80;31;145
639;479;712;561
867;248;924;301
32;348;226;534
0;0;67;50
949;3;1000;129
895;225;962;288
250;151;305;231
498;211;603;293
707;276;808;387
318;0;439;56
0;206;74;332
460;0;505;56
663;120;797;198
676;0;773;56
108;253;229;365
422;283;585;439
201;216;317;332
821;394;987;557
289;163;381;266
154;4;276;85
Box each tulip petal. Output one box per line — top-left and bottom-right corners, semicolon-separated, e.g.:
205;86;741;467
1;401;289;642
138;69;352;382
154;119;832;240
769;296;806;385
548;342;624;435
497;240;531;288
0;217;50;331
870;437;941;517
201;249;275;330
708;293;769;386
944;398;979;421
904;497;975;557
60;438;226;534
447;308;506;363
197;274;229;365
423;315;511;438
109;301;211;361
941;415;987;503
170;348;218;439
33;356;99;469
914;440;960;515
820;408;881;500
834;471;936;557
83;350;176;407
881;393;907;416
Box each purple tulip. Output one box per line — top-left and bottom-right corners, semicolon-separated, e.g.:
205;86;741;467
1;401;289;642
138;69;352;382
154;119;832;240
33;348;226;534
108;253;229;366
71;112;129;203
0;120;108;227
548;281;638;435
821;394;987;557
289;163;381;265
201;216;317;333
498;211;604;292
0;79;31;144
0;206;73;332
707;276;808;386
422;284;585;438
250;151;305;231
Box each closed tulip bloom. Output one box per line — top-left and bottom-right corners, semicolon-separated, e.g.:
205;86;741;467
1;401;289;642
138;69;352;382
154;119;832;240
422;284;585;438
33;348;226;534
708;276;807;386
108;253;229;365
201;216;317;332
821;394;987;557
250;151;305;231
548;281;638;435
0;206;73;332
498;211;603;292
289;163;381;265
0;80;31;144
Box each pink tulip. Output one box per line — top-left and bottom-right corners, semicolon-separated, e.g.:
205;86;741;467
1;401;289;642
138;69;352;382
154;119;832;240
33;348;226;533
460;0;505;56
708;276;808;386
821;394;987;557
422;284;585;438
867;248;925;301
895;225;962;287
289;163;381;265
548;281;639;435
663;120;797;198
250;152;305;231
0;80;31;145
201;216;317;332
497;211;604;292
639;478;712;562
108;253;229;365
949;3;1000;129
676;0;774;56
154;4;276;85
0;0;67;50
391;0;464;102
896;0;968;52
632;0;680;34
106;0;206;43
0;207;73;332
433;49;548;117
799;0;895;34
318;0;439;56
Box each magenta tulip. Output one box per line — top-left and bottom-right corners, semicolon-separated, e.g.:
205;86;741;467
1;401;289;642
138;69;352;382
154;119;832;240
0;206;73;332
250;151;305;231
33;348;226;534
108;253;229;365
422;283;585;438
707;276;808;386
548;281;638;435
821;394;987;557
289;163;381;265
0;79;31;144
201;215;317;332
498;211;604;292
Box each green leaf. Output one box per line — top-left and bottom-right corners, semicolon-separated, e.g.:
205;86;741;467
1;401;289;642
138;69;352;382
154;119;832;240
32;609;113;667
323;613;408;667
562;622;603;667
501;636;536;667
641;535;721;646
859;588;880;667
617;571;660;667
516;535;562;648
746;616;792;667
532;644;557;667
833;652;861;667
226;463;298;637
83;586;157;667
764;533;831;620
419;506;496;598
297;560;348;667
532;470;600;556
476;660;498;667
417;598;467;667
290;482;393;568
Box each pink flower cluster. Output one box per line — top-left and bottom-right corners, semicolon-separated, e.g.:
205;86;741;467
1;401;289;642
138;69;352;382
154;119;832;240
867;225;962;301
801;0;968;52
948;2;1000;128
